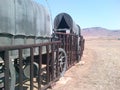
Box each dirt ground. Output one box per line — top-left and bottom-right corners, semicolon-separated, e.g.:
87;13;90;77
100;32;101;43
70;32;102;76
50;38;120;90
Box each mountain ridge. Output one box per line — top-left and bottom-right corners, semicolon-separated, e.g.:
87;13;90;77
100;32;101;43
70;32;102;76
81;27;120;37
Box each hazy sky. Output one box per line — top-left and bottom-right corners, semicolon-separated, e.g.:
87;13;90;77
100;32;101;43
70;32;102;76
35;0;120;30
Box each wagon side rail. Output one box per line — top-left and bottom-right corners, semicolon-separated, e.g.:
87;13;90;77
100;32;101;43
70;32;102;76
0;41;61;90
54;32;82;68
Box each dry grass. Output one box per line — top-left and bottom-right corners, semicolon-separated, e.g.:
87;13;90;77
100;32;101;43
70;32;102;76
50;38;120;90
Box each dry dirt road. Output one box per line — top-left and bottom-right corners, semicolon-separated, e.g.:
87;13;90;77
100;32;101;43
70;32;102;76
50;39;120;90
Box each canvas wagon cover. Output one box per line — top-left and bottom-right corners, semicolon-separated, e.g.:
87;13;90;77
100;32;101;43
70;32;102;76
54;13;74;29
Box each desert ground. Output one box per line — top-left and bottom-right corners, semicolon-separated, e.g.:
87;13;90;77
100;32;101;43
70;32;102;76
50;37;120;90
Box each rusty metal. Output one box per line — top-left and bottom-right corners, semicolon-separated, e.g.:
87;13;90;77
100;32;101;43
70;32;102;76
19;49;23;90
51;44;54;81
30;47;34;90
4;51;9;90
0;32;84;90
54;32;80;69
46;45;50;83
0;41;61;90
56;44;59;77
38;46;42;89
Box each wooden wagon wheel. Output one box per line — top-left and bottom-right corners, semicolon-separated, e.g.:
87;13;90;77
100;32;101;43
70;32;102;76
23;62;39;79
54;48;67;77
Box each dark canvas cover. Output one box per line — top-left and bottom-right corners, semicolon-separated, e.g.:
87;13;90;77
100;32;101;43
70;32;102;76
54;13;73;29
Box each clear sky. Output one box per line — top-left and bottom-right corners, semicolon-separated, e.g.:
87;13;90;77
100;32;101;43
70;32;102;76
35;0;120;30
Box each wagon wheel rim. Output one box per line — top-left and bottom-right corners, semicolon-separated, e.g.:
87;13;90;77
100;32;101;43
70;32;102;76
53;48;67;77
58;52;66;72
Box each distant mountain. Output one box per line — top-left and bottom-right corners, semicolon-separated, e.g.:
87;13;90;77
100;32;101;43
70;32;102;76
81;27;120;38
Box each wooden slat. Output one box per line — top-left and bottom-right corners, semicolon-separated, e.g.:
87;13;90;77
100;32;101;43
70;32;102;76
38;46;42;89
46;45;50;83
19;49;23;90
30;48;34;90
4;51;9;90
